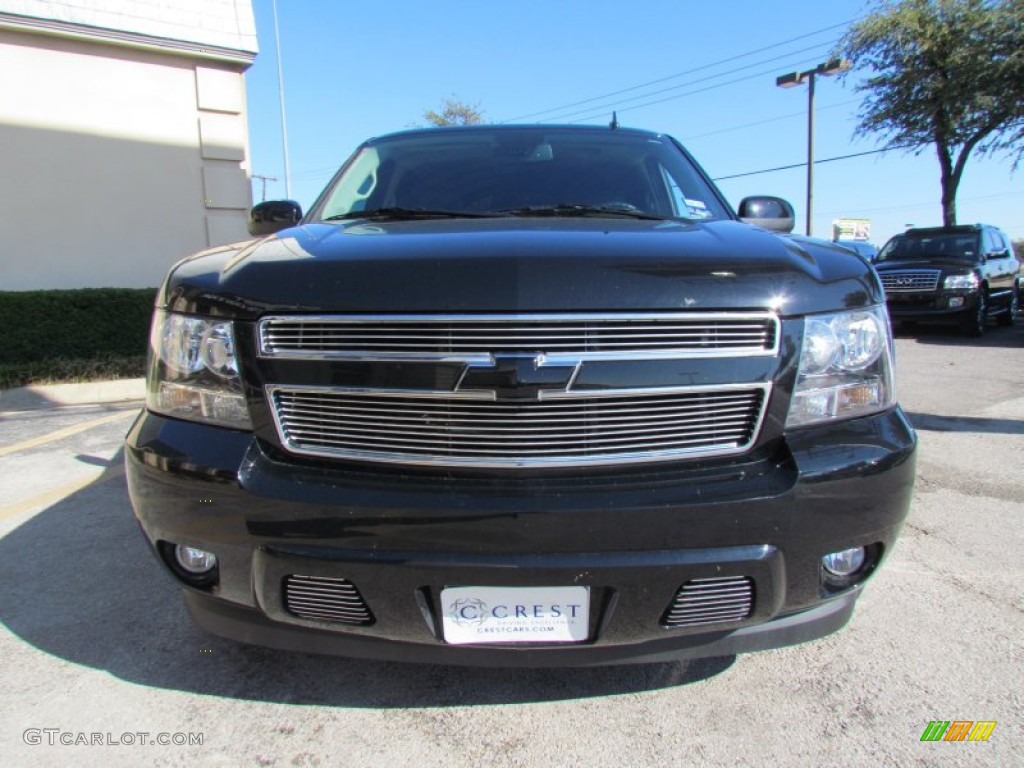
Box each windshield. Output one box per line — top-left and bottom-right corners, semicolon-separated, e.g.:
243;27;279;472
310;128;730;222
877;232;981;263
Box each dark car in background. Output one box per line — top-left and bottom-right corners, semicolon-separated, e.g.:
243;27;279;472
125;125;916;666
875;224;1019;336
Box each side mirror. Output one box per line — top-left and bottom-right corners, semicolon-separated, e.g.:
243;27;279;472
737;196;795;234
248;200;303;236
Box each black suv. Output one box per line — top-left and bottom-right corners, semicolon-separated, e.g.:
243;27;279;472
875;225;1020;336
125;125;916;666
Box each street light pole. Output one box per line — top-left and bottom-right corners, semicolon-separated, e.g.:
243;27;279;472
272;0;291;200
776;60;850;237
805;70;815;238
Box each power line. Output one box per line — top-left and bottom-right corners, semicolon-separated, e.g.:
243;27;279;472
538;43;837;124
561;53;831;125
285;96;858;188
816;190;1024;217
712;143;1024;189
501;20;853;123
287;23;863;183
712;146;904;181
290;101;862;182
680;99;859;141
284;25;863;188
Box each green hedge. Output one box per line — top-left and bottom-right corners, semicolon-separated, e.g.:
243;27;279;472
0;288;156;388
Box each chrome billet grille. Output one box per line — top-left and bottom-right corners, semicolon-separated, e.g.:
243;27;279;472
661;576;754;628
283;575;374;625
258;313;779;360
268;384;769;468
879;270;941;292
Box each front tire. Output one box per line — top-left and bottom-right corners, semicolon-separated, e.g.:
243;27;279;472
963;293;987;337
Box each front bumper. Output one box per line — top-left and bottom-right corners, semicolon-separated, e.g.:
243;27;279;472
125;408;917;666
885;291;980;322
181;586;858;667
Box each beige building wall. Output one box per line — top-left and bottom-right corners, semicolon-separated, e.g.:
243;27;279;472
0;1;257;289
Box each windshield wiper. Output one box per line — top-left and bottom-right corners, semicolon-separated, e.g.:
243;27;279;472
323;207;500;221
496;204;669;221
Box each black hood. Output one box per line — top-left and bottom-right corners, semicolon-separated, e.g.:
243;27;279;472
161;218;881;319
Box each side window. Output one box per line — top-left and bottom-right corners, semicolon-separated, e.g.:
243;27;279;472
984;229;1006;257
992;230;1008;256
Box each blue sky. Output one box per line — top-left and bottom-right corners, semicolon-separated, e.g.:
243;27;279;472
244;0;1022;245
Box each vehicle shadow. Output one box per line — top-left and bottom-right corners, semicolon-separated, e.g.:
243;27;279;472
893;319;1024;347
903;411;1024;436
905;411;1024;436
0;455;734;708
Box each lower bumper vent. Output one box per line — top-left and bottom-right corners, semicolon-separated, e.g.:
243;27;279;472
661;576;754;628
283;575;374;625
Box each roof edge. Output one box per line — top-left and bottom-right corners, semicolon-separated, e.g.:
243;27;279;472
0;11;256;68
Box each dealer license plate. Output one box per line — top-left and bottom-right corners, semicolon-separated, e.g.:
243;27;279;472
440;586;590;645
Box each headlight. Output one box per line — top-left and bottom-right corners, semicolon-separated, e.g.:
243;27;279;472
147;311;252;429
787;306;894;428
943;273;978;290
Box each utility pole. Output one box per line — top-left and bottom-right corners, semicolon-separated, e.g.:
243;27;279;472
252;174;277;202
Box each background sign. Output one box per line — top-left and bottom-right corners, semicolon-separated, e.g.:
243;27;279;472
832;218;872;241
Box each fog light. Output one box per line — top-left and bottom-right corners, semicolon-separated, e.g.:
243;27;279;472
174;544;218;574
949;296;965;308
822;547;866;577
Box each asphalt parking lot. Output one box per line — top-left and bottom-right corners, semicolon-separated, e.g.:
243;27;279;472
1;323;1022;767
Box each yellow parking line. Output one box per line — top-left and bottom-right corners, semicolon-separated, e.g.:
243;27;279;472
0;410;137;458
0;464;126;521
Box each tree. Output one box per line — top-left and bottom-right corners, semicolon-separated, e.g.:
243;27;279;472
423;97;485;127
1013;239;1024;261
839;0;1024;226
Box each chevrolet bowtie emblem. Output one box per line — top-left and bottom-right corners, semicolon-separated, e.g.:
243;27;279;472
456;355;581;400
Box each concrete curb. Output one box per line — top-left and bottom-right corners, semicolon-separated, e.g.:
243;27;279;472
0;378;145;412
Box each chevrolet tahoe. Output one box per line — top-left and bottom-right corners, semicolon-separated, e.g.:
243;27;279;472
125;125;917;666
